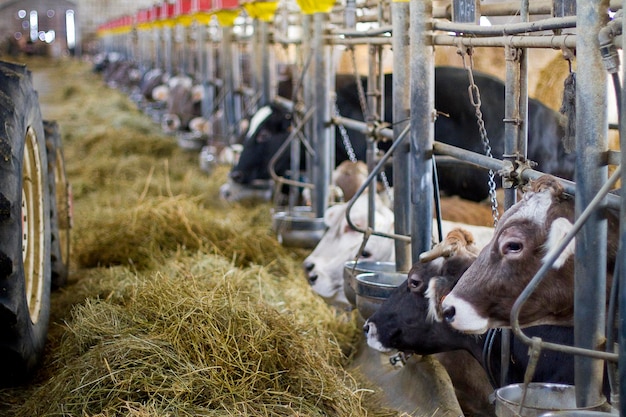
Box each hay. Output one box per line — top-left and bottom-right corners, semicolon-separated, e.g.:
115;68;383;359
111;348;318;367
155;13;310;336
18;255;379;417
0;57;397;416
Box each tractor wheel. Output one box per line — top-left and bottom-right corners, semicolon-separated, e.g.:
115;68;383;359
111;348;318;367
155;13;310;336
0;61;51;384
44;120;71;289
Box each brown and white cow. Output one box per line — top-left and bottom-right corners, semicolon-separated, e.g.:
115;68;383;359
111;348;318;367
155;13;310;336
441;175;619;333
303;194;495;309
363;228;607;415
152;75;203;133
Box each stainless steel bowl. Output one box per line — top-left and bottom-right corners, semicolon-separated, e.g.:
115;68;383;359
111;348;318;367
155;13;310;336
355;271;407;320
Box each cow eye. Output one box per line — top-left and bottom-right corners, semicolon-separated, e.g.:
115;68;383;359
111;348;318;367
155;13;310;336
360;250;372;258
502;241;523;255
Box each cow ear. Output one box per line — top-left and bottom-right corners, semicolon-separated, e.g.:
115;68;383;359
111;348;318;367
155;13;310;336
543;217;575;269
324;203;345;227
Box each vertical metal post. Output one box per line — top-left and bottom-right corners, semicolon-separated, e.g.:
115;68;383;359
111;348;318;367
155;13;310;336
311;12;332;217
164;25;173;75
259;20;272;106
367;44;380;228
302;15;314;196
222;25;236;137
575;0;609;407
231;39;243;134
392;0;411;273
410;0;434;262
619;10;626;415
199;21;213;122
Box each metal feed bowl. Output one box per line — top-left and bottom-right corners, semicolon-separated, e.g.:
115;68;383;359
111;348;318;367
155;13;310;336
272;207;326;249
495;384;607;417
355;271;407;320
343;261;400;307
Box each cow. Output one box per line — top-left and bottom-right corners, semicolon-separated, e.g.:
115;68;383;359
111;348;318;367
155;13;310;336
152;75;203;133
225;66;576;203
303;192;495;309
440;175;620;333
363;228;609;415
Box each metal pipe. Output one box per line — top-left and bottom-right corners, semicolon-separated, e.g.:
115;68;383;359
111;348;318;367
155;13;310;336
619;11;626;416
433;16;577;36
574;0;610;406
392;0;412;273
410;0;435;263
432;34;577;48
312;12;331;217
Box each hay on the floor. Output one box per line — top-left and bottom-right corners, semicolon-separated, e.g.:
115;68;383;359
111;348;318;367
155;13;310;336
18;254;390;417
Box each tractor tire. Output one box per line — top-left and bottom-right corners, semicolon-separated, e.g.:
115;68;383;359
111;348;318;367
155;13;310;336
0;61;51;384
44;120;71;289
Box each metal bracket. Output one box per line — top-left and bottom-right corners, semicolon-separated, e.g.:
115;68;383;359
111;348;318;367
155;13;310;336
500;154;537;189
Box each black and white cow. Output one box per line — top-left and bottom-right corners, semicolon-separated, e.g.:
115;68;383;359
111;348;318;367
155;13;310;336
363;228;610;408
224;67;576;203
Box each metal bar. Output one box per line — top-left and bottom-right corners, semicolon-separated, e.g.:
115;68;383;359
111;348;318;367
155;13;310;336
410;0;435;263
432;34;578;48
574;0;609;406
433;16;577;36
619;11;626;416
312;12;331;217
392;0;412;274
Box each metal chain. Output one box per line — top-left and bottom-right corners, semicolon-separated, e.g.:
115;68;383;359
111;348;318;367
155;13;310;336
350;47;370;119
335;104;358;163
347;47;393;204
459;46;499;227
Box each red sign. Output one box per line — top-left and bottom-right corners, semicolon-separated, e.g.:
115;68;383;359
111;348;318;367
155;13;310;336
212;0;239;10
191;0;213;12
175;0;193;16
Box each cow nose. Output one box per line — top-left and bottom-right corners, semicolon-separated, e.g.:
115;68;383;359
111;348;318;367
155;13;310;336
307;273;318;285
442;305;456;323
230;170;245;183
303;261;314;272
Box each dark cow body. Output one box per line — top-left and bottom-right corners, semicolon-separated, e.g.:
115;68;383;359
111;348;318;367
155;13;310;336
364;228;610;414
229;67;575;202
228;73;392;191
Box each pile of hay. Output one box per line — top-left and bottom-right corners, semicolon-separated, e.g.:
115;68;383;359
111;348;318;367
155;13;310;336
0;58;399;416
18;254;387;416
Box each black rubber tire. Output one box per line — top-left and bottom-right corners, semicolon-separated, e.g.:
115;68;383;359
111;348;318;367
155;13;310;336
0;61;51;384
44;120;70;289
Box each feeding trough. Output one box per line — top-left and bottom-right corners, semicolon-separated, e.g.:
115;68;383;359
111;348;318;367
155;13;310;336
272;206;326;249
355;271;407;320
343;261;401;307
495;383;607;417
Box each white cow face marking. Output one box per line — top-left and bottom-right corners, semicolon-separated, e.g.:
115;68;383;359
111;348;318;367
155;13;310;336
543;217;575;269
246;106;273;141
440;294;489;334
364;321;392;353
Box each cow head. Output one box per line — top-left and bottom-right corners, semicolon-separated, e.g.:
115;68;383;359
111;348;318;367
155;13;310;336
364;228;480;354
441;175;583;333
228;104;293;185
303;194;395;309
